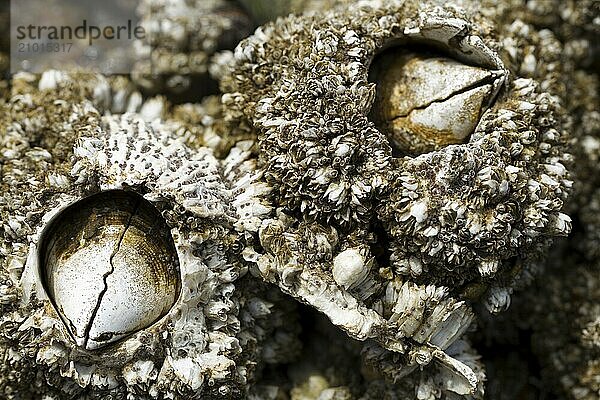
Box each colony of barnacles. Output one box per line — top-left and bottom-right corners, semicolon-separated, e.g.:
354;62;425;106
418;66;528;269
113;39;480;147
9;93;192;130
476;1;600;397
0;0;598;399
219;0;572;396
132;0;255;101
0;70;304;398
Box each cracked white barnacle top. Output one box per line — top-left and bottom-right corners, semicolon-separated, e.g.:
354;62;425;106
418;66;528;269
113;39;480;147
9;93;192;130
40;190;180;350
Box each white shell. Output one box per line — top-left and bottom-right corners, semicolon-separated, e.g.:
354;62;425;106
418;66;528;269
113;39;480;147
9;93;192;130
42;190;180;350
332;248;367;288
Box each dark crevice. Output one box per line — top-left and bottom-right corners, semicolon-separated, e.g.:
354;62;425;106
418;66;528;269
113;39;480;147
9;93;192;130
474;327;545;400
369;219;392;273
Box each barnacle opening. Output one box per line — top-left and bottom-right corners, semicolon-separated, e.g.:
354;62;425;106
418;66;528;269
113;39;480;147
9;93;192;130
39;190;181;350
368;44;505;157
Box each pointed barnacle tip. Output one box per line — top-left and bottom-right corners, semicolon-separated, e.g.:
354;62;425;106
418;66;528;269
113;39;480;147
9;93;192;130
368;46;505;156
38;190;181;350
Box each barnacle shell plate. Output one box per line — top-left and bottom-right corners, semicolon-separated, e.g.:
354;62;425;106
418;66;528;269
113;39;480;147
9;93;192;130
40;190;180;350
369;50;505;154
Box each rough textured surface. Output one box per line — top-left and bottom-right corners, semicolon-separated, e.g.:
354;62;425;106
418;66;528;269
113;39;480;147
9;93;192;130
218;1;572;397
133;0;254;101
0;0;597;399
470;1;600;399
0;72;294;398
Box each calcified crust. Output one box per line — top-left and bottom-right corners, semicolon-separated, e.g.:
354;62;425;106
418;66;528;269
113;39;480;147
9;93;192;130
220;0;572;397
0;72;296;398
220;0;571;242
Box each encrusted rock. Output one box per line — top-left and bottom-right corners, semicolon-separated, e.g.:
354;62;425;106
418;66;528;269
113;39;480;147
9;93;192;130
0;73;294;398
1;0;595;398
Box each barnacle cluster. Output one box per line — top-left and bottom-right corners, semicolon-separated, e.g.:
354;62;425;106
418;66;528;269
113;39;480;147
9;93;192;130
221;0;570;368
0;0;598;399
0;71;299;397
464;1;600;399
133;0;254;101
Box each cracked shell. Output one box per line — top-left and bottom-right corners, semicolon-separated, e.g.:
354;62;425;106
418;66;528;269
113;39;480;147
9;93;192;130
41;190;180;350
369;50;505;155
0;72;286;398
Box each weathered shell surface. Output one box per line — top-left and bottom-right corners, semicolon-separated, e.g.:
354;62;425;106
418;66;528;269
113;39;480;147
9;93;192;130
369;50;505;155
219;0;572;397
41;190;180;350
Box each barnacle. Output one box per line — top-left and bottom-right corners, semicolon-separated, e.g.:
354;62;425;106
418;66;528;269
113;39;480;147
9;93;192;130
0;0;596;399
220;0;573;397
0;73;293;398
369;49;505;155
41;190;180;350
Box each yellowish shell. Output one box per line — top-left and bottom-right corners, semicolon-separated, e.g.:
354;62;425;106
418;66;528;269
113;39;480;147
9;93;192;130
369;50;504;155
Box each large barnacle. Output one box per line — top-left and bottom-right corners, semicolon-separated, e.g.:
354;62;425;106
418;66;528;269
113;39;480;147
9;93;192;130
41;190;180;350
0;73;291;398
369;49;504;155
219;0;573;397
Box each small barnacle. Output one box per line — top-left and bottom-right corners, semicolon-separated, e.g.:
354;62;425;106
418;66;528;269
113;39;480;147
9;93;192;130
332;248;369;289
40;190;180;350
369;49;505;155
